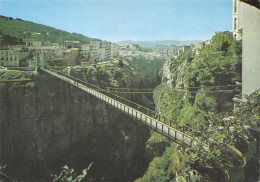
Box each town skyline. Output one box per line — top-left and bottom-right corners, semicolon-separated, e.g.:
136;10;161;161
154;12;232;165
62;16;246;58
0;0;232;42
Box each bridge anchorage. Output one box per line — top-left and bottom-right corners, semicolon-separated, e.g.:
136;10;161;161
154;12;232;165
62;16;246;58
39;57;246;167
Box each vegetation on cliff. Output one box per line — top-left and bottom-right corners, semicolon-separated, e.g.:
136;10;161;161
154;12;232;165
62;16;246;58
66;57;163;110
0;70;37;87
0;70;36;81
52;163;93;182
137;32;259;181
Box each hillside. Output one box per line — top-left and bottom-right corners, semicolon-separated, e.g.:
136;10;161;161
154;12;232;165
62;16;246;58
136;32;260;181
0;15;100;44
116;40;201;47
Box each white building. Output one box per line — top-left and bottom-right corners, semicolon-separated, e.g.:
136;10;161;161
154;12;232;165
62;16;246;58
81;44;90;51
233;0;243;40
111;43;119;58
233;0;260;96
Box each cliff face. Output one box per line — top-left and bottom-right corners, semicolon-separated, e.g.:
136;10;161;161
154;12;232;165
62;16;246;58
161;59;189;89
161;59;173;86
0;71;150;181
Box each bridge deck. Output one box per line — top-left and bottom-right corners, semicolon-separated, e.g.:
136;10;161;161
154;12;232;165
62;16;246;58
41;68;209;151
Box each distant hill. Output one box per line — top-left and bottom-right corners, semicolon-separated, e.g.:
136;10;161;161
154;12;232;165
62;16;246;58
116;40;202;47
0;15;100;44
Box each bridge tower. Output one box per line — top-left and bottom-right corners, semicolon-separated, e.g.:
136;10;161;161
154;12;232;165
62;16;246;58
35;51;46;72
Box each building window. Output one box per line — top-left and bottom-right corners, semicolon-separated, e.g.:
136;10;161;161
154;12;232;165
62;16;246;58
234;17;237;30
234;0;237;13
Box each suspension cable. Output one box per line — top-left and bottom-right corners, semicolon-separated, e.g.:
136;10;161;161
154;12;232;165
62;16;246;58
43;55;157;116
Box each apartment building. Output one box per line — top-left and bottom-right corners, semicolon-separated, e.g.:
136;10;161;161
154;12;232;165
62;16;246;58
111;43;119;58
89;41;112;61
63;41;81;49
0;50;20;66
62;48;79;59
25;39;42;47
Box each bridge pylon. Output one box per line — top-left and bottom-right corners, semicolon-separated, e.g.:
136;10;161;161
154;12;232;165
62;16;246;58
35;51;46;72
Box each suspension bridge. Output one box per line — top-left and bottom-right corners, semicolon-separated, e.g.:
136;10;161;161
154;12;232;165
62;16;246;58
36;52;249;167
39;65;247;167
0;51;247;167
40;67;209;151
36;52;245;156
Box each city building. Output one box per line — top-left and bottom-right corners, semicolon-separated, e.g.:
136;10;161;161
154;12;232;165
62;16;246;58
0;50;20;66
233;0;260;96
182;46;191;53
81;44;90;51
233;0;243;40
62;48;79;60
63;41;81;49
191;42;204;55
111;43;119;58
119;50;142;57
25;39;42;47
88;41;112;61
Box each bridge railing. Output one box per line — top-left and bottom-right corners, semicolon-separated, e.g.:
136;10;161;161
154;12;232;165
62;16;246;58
43;58;184;130
43;66;158;116
41;68;209;151
42;56;200;135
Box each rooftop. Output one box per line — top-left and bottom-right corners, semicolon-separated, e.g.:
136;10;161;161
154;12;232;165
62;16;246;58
240;0;260;9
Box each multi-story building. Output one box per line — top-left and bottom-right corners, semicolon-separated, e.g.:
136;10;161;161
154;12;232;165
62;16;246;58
88;41;112;61
25;39;42;47
62;48;79;59
233;0;260;97
101;41;111;60
111;43;119;58
117;43;142;57
0;50;20;66
177;49;183;56
0;35;4;49
81;44;90;51
232;0;243;40
182;46;191;53
119;50;142;57
63;41;81;49
191;42;204;55
89;41;100;60
79;50;90;57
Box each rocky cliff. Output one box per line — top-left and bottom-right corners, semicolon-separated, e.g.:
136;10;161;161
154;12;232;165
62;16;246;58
138;32;260;181
162;58;190;89
0;58;164;181
0;71;151;181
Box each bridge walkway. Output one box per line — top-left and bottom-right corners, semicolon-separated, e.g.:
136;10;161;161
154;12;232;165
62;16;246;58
40;68;209;151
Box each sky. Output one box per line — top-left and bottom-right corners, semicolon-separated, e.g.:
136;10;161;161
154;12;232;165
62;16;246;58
0;0;233;42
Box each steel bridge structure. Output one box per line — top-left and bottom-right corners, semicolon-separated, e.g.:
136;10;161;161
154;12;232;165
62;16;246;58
40;67;209;151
